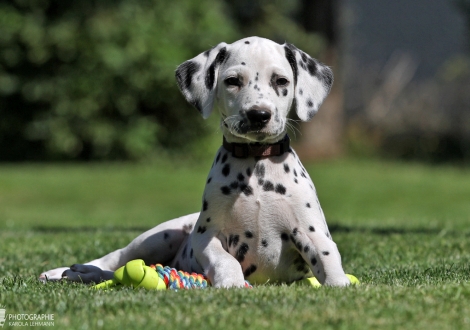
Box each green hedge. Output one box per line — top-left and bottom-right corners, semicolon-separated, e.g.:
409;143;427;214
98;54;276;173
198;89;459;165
0;0;238;160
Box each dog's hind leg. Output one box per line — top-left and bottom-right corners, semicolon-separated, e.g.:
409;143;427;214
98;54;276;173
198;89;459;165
39;213;199;283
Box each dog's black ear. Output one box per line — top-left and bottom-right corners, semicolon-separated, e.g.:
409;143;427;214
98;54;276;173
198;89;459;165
175;42;228;119
283;43;333;121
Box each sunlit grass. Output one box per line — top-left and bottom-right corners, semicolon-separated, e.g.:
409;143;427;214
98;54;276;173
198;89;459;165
1;159;469;329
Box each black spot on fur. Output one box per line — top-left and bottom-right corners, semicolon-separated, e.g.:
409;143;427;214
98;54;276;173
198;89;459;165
205;61;216;90
304;245;310;253
246;167;252;177
230;181;239;189
203;200;208;211
205;47;230;90
301;171;307;178
203;47;213;57
221;186;231;195
293;169;298;177
258;178;264;186
284;44;298;85
207;177;212;184
311;257;317;266
275;184;286;195
306;203;311;208
299;88;303;95
306;57;318;76
270;73;280;96
245;41;250;44
206;217;211;222
237;173;245;181
229;234;240;248
185;223;193;232
240;184;253;196
281;233;289;241
245;231;253;238
309;226;315;232
221;153;228;163
292;228;298;236
182;244;187;259
282;89;288;96
254;163;265;178
283;163;290;173
216;47;228;64
236;243;249;262
197;226;207;234
263;181;274;191
307;99;313;108
216;152;221;163
307;110;316;120
244;264;257;277
241;62;246;65
222;163;231;177
322;251;330;256
176;61;201;90
261;239;268;247
190;248;193;258
296;241;303;250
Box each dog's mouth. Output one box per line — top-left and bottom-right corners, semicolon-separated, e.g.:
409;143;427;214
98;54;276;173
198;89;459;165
222;114;285;143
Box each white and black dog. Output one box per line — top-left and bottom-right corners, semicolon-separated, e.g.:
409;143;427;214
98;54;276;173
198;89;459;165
40;37;351;287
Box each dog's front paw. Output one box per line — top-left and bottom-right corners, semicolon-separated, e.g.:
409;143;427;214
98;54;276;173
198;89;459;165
39;267;70;282
61;264;113;284
211;275;247;288
323;274;352;287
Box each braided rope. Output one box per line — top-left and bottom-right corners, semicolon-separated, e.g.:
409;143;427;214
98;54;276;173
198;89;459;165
150;264;252;289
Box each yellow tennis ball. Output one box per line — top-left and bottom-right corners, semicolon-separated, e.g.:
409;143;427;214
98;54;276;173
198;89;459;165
296;274;360;288
346;274;360;285
296;277;322;288
114;259;166;290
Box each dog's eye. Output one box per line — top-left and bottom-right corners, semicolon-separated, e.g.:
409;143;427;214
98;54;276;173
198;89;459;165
276;78;289;86
225;77;242;87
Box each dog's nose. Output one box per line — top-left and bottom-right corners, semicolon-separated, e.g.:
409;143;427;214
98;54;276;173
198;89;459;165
246;109;271;125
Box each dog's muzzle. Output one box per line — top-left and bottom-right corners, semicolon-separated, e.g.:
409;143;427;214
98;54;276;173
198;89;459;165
246;109;271;130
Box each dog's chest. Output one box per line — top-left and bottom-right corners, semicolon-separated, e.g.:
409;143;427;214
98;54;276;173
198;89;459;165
201;147;324;283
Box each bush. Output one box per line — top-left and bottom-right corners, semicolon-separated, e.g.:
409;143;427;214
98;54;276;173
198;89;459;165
0;0;238;160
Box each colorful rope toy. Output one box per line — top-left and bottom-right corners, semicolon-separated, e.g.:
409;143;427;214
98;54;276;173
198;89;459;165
93;259;359;290
93;259;252;290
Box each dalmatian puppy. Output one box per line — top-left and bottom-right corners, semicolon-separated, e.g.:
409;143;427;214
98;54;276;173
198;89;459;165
39;37;351;287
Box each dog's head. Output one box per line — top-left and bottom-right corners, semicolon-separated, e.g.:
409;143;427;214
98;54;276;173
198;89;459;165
176;37;333;143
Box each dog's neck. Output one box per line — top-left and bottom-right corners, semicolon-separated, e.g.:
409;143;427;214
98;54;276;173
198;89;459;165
222;134;290;158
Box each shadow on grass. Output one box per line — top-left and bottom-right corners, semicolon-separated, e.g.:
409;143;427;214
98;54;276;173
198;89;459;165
33;224;469;236
32;226;151;233
329;223;469;236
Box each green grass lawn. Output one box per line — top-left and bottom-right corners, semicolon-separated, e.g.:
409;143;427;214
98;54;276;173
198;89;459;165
0;159;469;329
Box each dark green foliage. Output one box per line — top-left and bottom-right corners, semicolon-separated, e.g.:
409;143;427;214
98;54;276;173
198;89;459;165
0;0;238;160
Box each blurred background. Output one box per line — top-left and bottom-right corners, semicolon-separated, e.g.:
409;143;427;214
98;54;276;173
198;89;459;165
0;0;469;164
